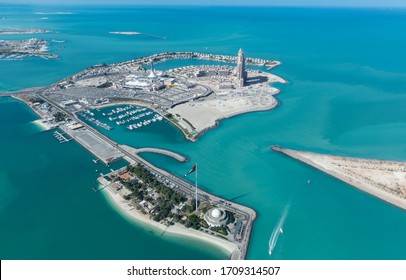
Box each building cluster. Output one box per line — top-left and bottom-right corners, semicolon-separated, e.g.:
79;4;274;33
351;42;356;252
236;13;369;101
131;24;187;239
0;38;58;60
125;51;275;67
49;48;267;117
169;49;248;88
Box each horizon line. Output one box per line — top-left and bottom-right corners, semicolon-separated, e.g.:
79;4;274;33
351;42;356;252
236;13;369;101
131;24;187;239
1;2;406;8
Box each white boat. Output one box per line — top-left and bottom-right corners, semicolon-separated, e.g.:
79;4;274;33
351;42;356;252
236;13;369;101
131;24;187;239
279;228;283;234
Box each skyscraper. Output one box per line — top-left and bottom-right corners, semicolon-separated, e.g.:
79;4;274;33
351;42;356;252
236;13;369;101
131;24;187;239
236;48;247;87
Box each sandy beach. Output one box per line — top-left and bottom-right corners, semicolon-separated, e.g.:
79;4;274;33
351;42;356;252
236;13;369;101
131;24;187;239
169;94;278;135
166;68;286;139
32;119;51;131
11;95;55;131
101;185;238;258
273;147;406;210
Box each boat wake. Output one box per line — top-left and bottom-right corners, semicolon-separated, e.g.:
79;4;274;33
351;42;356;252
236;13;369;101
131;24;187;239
268;203;290;255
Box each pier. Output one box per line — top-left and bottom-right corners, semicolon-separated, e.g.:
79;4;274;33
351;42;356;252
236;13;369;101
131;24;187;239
53;131;71;143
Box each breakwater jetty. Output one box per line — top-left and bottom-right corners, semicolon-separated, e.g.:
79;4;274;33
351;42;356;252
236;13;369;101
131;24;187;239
120;145;187;163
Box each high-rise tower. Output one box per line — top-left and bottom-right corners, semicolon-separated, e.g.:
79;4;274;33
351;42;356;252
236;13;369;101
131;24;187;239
236;48;247;87
148;59;158;79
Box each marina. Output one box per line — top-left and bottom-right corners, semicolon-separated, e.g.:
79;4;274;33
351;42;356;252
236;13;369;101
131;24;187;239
80;105;164;131
13;91;254;259
78;110;112;130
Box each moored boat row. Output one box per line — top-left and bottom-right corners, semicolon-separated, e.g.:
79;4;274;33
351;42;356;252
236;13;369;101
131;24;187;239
126;114;163;130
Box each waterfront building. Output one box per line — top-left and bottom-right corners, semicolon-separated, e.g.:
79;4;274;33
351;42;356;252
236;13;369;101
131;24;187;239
204;207;228;227
236;48;247;87
148;59;158;79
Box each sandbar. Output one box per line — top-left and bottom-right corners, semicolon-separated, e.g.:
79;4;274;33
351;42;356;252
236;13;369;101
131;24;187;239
273;146;406;210
109;31;141;35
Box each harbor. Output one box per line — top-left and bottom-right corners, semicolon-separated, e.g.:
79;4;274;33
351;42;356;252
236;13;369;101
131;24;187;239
78;110;113;130
10;90;256;260
105;105;163;129
3;47;282;260
2;47;281;258
78;104;164;131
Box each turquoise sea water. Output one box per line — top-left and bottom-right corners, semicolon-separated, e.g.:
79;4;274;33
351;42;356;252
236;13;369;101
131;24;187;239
1;5;406;259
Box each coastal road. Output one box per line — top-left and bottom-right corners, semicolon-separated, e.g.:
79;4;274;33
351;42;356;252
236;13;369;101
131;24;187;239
39;92;255;259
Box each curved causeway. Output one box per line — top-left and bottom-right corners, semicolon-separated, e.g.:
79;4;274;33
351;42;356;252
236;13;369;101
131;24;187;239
120;145;188;162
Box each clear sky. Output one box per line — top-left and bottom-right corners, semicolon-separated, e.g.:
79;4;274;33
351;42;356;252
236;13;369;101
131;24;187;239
3;0;406;7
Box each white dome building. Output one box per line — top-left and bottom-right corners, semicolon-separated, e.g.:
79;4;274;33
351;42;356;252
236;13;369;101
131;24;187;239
204;207;228;227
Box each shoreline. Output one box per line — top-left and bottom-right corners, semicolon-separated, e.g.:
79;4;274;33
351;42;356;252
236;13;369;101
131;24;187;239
100;184;238;258
32;119;51;131
192;98;279;141
272;146;406;211
11;94;54;131
11;94;44;118
88;96;280;143
169;93;280;142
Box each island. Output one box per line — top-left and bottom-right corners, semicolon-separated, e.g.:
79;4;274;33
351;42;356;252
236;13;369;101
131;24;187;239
109;31;166;39
272;146;406;210
0;28;52;34
0;38;58;60
36;49;286;140
2;49;284;259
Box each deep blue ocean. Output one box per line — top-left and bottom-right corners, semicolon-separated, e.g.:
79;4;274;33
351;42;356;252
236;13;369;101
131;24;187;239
1;5;406;259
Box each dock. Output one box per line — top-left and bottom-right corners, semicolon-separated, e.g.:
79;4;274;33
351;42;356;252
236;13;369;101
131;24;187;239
53;131;72;143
